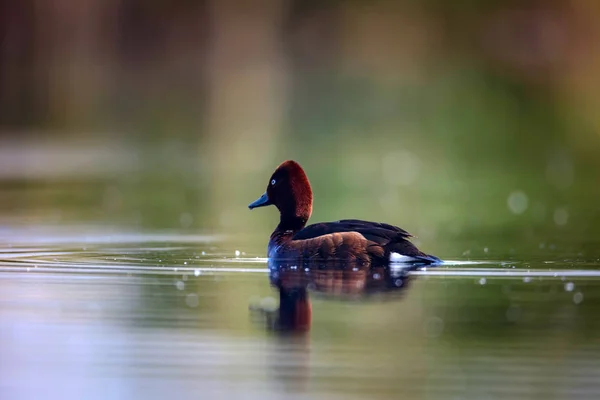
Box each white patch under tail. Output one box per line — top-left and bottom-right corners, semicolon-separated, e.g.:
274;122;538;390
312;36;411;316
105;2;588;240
389;252;427;278
389;252;420;263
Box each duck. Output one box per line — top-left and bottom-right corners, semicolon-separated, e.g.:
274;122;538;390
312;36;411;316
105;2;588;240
248;160;441;332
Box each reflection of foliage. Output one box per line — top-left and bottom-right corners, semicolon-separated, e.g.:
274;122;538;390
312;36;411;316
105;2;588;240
131;269;273;335
420;277;600;341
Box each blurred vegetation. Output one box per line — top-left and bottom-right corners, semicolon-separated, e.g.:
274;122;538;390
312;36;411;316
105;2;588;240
3;4;600;395
1;0;600;256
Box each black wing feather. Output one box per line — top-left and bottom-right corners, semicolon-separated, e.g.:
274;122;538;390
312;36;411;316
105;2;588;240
292;219;412;241
292;219;440;264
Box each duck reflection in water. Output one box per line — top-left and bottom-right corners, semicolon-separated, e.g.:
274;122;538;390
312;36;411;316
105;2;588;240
249;160;441;333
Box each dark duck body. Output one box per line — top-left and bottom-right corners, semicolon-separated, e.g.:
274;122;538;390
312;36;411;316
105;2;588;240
249;160;441;331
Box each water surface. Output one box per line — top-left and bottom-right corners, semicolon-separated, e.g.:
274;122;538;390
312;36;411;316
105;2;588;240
1;225;599;400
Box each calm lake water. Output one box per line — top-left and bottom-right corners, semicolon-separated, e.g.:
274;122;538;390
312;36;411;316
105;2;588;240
1;223;599;400
3;2;600;395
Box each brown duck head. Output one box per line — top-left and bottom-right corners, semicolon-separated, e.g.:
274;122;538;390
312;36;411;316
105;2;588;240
248;160;313;229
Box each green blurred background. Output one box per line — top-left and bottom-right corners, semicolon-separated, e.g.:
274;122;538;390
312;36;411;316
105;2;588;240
2;4;600;398
2;0;600;255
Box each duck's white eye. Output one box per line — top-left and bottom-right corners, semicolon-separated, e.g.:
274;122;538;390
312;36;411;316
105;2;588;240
271;179;276;185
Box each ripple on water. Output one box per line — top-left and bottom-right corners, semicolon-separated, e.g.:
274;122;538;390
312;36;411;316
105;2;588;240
1;228;600;400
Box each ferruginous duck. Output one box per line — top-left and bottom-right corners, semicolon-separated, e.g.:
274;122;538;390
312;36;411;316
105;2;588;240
249;160;441;331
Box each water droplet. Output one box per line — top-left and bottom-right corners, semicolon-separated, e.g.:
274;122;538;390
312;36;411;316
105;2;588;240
373;273;381;280
394;279;403;287
260;297;277;312
507;191;528;214
484;247;489;253
523;277;532;283
175;281;185;290
185;293;199;307
479;278;487;285
564;282;575;292
553;208;569;226
573;292;584;304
